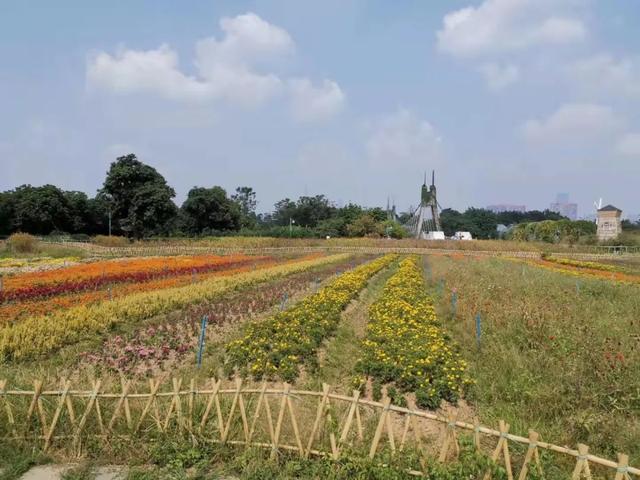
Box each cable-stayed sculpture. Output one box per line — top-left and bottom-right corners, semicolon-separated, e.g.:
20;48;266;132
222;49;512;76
405;171;441;239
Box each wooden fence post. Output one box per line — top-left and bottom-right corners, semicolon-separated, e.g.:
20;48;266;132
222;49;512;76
614;453;631;480
571;444;592;480
517;430;541;480
483;420;513;480
72;380;102;450
306;383;330;458
438;414;459;462
369;398;391;459
0;380;17;439
338;389;361;447
44;379;72;451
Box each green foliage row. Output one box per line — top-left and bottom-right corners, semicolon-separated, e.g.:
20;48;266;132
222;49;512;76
510;219;596;243
440;208;566;240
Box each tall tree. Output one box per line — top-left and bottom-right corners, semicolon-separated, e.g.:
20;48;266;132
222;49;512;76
272;198;297;226
100;154;177;238
11;184;72;234
231;186;257;228
180;186;241;234
0;191;15;236
64;191;92;234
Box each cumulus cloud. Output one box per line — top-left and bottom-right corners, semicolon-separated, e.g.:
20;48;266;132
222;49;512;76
521;103;623;144
87;12;344;116
365;109;443;168
566;54;640;98
288;78;345;122
437;0;587;57
478;63;519;90
615;133;640;156
87;45;211;102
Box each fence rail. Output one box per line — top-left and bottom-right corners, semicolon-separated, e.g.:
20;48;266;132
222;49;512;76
45;240;640;261
1;377;636;479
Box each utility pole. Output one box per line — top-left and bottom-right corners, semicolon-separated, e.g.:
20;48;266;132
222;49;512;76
289;218;295;237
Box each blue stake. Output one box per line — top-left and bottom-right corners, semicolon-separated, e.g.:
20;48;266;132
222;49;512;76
196;315;208;368
281;292;289;311
475;313;482;349
438;279;445;295
451;290;458;316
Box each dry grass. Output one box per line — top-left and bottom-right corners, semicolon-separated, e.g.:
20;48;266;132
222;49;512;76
428;254;640;464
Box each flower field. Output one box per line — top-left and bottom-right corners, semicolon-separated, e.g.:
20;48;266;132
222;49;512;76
356;256;470;409
0;253;350;359
0;255;312;324
515;256;640;284
225;254;397;381
0;254;274;302
80;258;364;375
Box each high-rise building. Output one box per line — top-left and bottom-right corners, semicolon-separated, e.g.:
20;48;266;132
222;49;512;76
550;193;578;220
486;204;527;213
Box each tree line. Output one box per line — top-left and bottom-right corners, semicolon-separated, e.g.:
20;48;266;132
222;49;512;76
0;155;406;239
3;153;606;240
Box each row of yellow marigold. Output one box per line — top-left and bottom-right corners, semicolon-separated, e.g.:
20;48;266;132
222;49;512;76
0;254;351;360
355;256;472;409
225;254;398;382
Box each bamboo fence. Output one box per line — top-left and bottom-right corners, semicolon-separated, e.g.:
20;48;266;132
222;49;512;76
1;377;637;479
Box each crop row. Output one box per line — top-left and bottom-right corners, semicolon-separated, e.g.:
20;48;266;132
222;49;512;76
0;253;351;360
355;256;471;409
543;256;618;272
79;257;366;375
0;255;273;303
0;256;297;324
225;254;397;382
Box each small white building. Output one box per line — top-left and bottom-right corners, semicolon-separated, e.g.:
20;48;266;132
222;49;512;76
453;231;473;241
423;231;446;240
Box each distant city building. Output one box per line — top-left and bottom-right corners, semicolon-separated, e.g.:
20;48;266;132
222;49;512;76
486;204;527;213
597;205;622;241
549;193;578;220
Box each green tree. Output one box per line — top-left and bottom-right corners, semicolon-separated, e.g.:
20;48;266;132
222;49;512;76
272;198;297;226
180;186;241;234
440;208;465;237
10;184;72;234
0;191;15;236
294;195;336;227
231;186;257;228
100;154;177;238
63;191;92;234
346;214;384;237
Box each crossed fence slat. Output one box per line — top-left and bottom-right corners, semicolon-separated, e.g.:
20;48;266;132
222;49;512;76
1;377;638;478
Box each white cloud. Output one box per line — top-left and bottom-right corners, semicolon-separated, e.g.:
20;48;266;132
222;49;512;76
437;0;587;57
365;109;443;168
87;12;345;116
88;13;295;108
615;133;640;157
566;54;640;98
479;63;519;90
521;103;623;144
288;78;345;122
87;45;211;102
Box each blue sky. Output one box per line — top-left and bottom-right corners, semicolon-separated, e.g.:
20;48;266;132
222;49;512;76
1;0;639;217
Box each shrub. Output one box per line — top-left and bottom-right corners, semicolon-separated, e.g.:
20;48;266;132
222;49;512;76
6;233;38;253
93;235;129;247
